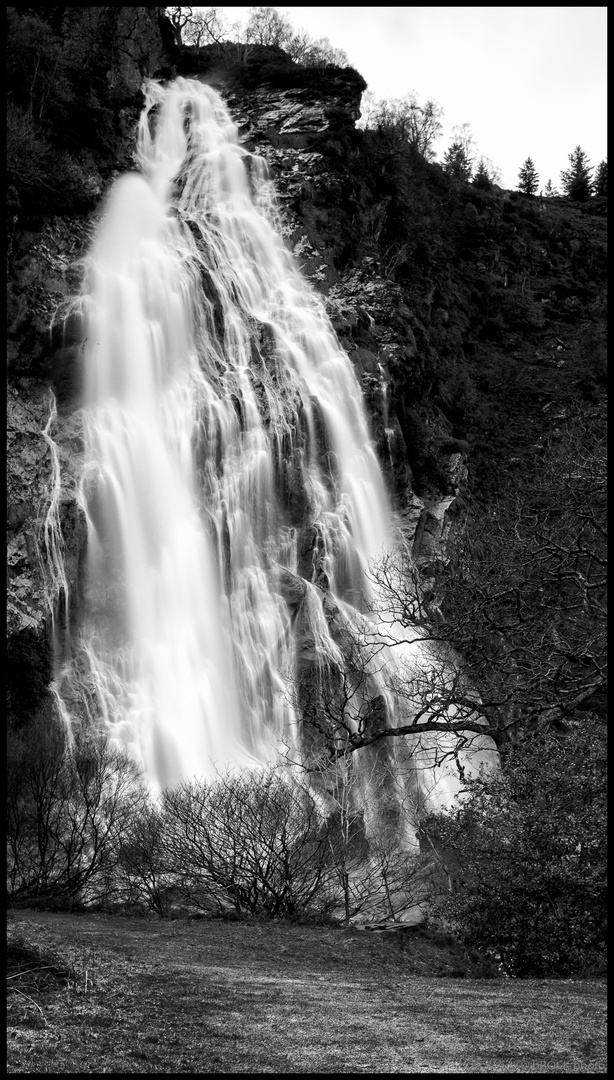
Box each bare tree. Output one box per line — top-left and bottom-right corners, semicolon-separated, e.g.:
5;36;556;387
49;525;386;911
243;6;293;47
277;408;605;781
7;720;146;903
433;415;606;747
168;6;349;66
302;747;446;926
117;803;170;915
282;575;492;776
359;92;444;161
295;35;349;68
160;768;335;917
166;6;195;46
166;6;229;49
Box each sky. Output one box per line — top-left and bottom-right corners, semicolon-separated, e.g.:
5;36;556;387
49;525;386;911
211;6;607;191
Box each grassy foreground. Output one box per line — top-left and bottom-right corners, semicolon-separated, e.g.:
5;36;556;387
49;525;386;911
7;909;606;1074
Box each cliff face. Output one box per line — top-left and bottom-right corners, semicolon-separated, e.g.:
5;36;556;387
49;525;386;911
6;15;607;736
206;49;606;597
197;51;461;583
7;7;175;728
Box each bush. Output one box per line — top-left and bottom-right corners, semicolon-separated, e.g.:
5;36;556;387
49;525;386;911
7;718;147;904
422;719;607;978
159;768;336;917
115;802;169;915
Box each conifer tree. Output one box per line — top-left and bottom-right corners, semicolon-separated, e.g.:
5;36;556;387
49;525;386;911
443;141;472;181
542;178;558;197
517;156;539;195
473;158;493;190
443;122;475;181
560;145;593;201
594;159;607;197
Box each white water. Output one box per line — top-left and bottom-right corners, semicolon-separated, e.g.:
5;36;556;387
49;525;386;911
39;391;70;638
64;77;495;804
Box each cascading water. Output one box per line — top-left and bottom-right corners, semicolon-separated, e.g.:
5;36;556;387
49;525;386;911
59;77;495;809
39;391;70;641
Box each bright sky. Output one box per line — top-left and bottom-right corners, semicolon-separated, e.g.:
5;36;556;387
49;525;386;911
212;6;607;191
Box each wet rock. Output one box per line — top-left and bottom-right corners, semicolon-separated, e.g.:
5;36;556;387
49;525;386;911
277;567;308;609
414;496;457;573
7;216;92;384
7;385;86;726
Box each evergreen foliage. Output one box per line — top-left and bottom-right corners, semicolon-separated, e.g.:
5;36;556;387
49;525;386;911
542;178;558;197
442;140;473;181
442;123;476;181
423;718;607;978
517;156;539;195
472;158;493;190
593;158;607;197
560;145;593;201
435;411;607;744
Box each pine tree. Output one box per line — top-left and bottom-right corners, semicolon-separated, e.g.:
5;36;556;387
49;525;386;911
443;123;476;181
594;159;607;197
443;141;472;181
542;178;558;197
517;157;539;195
473;158;493;190
560;145;593;201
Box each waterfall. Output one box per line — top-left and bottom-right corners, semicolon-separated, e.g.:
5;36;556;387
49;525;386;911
62;76;495;805
39;390;70;641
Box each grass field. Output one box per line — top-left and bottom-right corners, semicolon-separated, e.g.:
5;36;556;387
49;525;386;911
7;909;606;1073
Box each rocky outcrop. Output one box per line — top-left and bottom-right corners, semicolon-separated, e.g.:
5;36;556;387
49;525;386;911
221;75;467;565
8;217;91;385
7;390;56;642
7;383;86;727
7;212;93;731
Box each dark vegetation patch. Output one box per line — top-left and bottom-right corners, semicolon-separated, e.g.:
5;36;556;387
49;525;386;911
276;105;606;498
177;40;366;97
6;7;173;225
7;934;74;994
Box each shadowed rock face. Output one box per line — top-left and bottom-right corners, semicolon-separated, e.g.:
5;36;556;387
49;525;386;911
209;69;467;573
7;385;87;729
